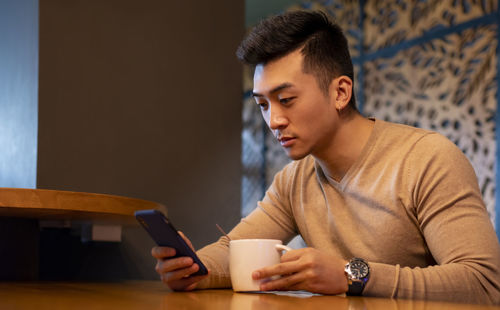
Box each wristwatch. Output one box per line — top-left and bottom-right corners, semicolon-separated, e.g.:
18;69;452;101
344;257;370;296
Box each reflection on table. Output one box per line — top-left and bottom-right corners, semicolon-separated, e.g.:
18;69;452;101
0;281;497;310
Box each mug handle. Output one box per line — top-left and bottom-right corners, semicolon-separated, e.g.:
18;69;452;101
275;244;293;252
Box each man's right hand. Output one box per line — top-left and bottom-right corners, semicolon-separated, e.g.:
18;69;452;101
151;232;209;291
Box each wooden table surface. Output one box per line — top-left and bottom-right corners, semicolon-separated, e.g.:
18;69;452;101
0;281;497;310
0;187;166;224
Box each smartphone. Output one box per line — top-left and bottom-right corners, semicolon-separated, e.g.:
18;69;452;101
135;209;208;276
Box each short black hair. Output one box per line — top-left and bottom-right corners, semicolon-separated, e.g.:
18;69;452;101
236;10;356;110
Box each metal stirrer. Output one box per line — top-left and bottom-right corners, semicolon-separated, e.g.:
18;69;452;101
215;223;231;240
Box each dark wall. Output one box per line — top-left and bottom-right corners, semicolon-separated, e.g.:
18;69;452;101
37;0;243;279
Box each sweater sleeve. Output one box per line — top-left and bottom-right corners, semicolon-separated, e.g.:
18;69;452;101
195;162;299;289
365;133;500;305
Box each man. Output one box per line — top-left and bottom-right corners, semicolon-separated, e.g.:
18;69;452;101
152;10;500;304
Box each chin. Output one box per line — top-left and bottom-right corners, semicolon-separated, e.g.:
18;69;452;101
286;150;309;161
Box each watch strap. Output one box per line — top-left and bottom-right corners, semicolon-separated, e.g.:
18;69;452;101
346;279;365;296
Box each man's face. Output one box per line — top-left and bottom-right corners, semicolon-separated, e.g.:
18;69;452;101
252;50;339;160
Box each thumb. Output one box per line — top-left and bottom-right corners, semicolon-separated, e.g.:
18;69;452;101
178;231;195;251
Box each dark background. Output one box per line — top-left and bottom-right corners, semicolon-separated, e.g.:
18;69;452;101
0;0;244;280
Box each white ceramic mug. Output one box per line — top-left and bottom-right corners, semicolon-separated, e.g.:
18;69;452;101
229;239;292;292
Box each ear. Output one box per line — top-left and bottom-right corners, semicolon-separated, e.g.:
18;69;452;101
329;75;353;111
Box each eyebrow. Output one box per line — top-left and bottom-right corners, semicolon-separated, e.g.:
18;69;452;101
252;83;293;97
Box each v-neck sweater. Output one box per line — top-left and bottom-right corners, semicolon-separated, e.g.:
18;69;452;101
197;119;500;304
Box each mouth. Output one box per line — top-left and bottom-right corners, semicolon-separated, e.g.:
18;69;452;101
277;136;296;147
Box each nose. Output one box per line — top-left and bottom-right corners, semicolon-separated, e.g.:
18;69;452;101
268;104;288;130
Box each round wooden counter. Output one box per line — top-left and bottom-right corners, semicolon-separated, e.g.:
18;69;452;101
0;187;166;224
0;188;166;280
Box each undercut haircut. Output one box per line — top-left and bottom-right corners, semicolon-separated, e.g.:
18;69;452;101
236;10;357;110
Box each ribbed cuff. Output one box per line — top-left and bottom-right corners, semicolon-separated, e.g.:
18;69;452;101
196;253;232;289
363;262;400;298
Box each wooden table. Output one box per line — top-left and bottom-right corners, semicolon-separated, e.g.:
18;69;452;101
0;281;497;309
0;188;165;280
0;187;165;223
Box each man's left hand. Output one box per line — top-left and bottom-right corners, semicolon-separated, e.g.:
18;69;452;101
252;247;349;295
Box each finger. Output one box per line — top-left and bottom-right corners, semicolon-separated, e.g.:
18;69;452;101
252;261;300;280
284;282;307;292
178;231;195;251
163;262;200;283
184;282;200;291
151;246;176;259
280;248;310;262
260;272;308;291
156;256;193;274
168;273;208;291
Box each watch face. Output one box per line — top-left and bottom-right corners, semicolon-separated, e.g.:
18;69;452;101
350;260;369;279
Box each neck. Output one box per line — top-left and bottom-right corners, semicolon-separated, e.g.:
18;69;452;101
314;113;374;182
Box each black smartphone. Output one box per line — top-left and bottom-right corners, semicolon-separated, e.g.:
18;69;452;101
135;209;208;276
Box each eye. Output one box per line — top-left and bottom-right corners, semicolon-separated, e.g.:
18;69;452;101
279;97;295;105
256;101;268;110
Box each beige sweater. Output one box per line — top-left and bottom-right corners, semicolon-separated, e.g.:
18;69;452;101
197;119;500;304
